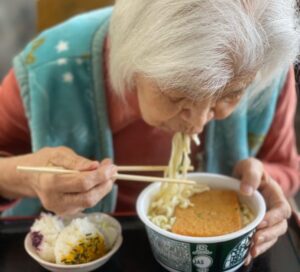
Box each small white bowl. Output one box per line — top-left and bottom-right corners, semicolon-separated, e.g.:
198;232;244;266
24;213;123;272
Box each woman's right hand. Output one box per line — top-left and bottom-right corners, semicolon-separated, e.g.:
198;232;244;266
0;146;117;215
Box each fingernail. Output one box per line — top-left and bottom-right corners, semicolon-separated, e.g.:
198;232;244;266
241;184;253;196
257;236;264;243
259;221;268;228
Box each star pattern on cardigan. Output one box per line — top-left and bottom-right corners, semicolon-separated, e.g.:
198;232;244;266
56;41;69;53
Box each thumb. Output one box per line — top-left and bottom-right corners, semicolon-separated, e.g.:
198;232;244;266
233;158;263;196
99;158;118;178
100;158;114;166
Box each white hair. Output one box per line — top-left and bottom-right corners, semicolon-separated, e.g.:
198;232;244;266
109;0;300;104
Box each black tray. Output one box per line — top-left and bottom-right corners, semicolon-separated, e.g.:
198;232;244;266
0;215;299;272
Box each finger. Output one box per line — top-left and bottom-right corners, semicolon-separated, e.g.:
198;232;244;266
254;220;288;245
250;238;278;258
63;178;115;209
96;162;118;181
244;254;252;266
233;158;263;196
49;147;100;171
259;176;287;204
92;179;115;200
100;158;113;166
55;164;117;193
54;174;97;193
258;204;290;229
257;180;291;229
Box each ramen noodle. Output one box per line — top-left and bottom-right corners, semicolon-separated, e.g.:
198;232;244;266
148;133;254;233
240;202;254;226
148;133;209;230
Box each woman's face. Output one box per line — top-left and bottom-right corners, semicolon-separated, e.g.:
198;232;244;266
135;75;252;135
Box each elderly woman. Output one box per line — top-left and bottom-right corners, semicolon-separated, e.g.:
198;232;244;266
0;0;299;264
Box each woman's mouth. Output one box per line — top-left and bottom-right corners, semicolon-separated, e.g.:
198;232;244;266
159;123;203;135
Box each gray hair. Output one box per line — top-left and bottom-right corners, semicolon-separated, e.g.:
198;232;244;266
109;0;300;104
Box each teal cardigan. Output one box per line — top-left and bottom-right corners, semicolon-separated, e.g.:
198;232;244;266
3;7;285;217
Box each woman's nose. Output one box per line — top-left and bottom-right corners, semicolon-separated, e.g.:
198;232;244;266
180;105;214;132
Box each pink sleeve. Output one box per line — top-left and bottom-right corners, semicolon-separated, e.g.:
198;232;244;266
0;69;31;211
257;67;300;196
0;69;31;154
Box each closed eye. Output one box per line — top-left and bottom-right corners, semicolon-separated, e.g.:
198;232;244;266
157;86;187;104
162;91;187;103
168;96;186;103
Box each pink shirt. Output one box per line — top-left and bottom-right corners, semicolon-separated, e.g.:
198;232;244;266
0;67;299;212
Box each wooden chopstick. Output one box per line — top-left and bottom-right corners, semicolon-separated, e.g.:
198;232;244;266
16;166;196;185
17;165;193;173
117;165;194;172
114;174;195;185
16;166;79;174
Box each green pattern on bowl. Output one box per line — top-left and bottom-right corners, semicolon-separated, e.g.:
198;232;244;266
146;226;255;272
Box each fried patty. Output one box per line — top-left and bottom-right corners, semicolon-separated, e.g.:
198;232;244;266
171;190;242;237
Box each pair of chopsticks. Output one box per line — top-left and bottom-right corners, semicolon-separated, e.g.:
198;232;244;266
16;165;196;185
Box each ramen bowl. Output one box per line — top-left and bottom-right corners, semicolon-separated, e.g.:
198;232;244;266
136;173;266;272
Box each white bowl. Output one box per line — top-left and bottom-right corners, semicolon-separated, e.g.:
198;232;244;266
24;213;123;272
137;173;266;272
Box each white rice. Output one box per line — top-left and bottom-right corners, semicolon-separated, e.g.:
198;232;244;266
54;218;104;264
30;213;119;264
30;213;64;262
87;214;119;249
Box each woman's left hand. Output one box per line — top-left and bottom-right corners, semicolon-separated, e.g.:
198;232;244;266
233;158;291;265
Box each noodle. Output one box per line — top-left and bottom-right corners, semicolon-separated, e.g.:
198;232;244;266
148;133;209;230
240;203;254;226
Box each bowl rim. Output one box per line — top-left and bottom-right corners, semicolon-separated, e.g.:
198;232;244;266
24;213;123;268
137;173;266;243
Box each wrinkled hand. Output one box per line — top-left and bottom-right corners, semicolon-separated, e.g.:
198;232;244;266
233;158;291;265
26;146;117;215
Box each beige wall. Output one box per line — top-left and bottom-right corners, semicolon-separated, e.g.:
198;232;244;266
37;0;115;31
